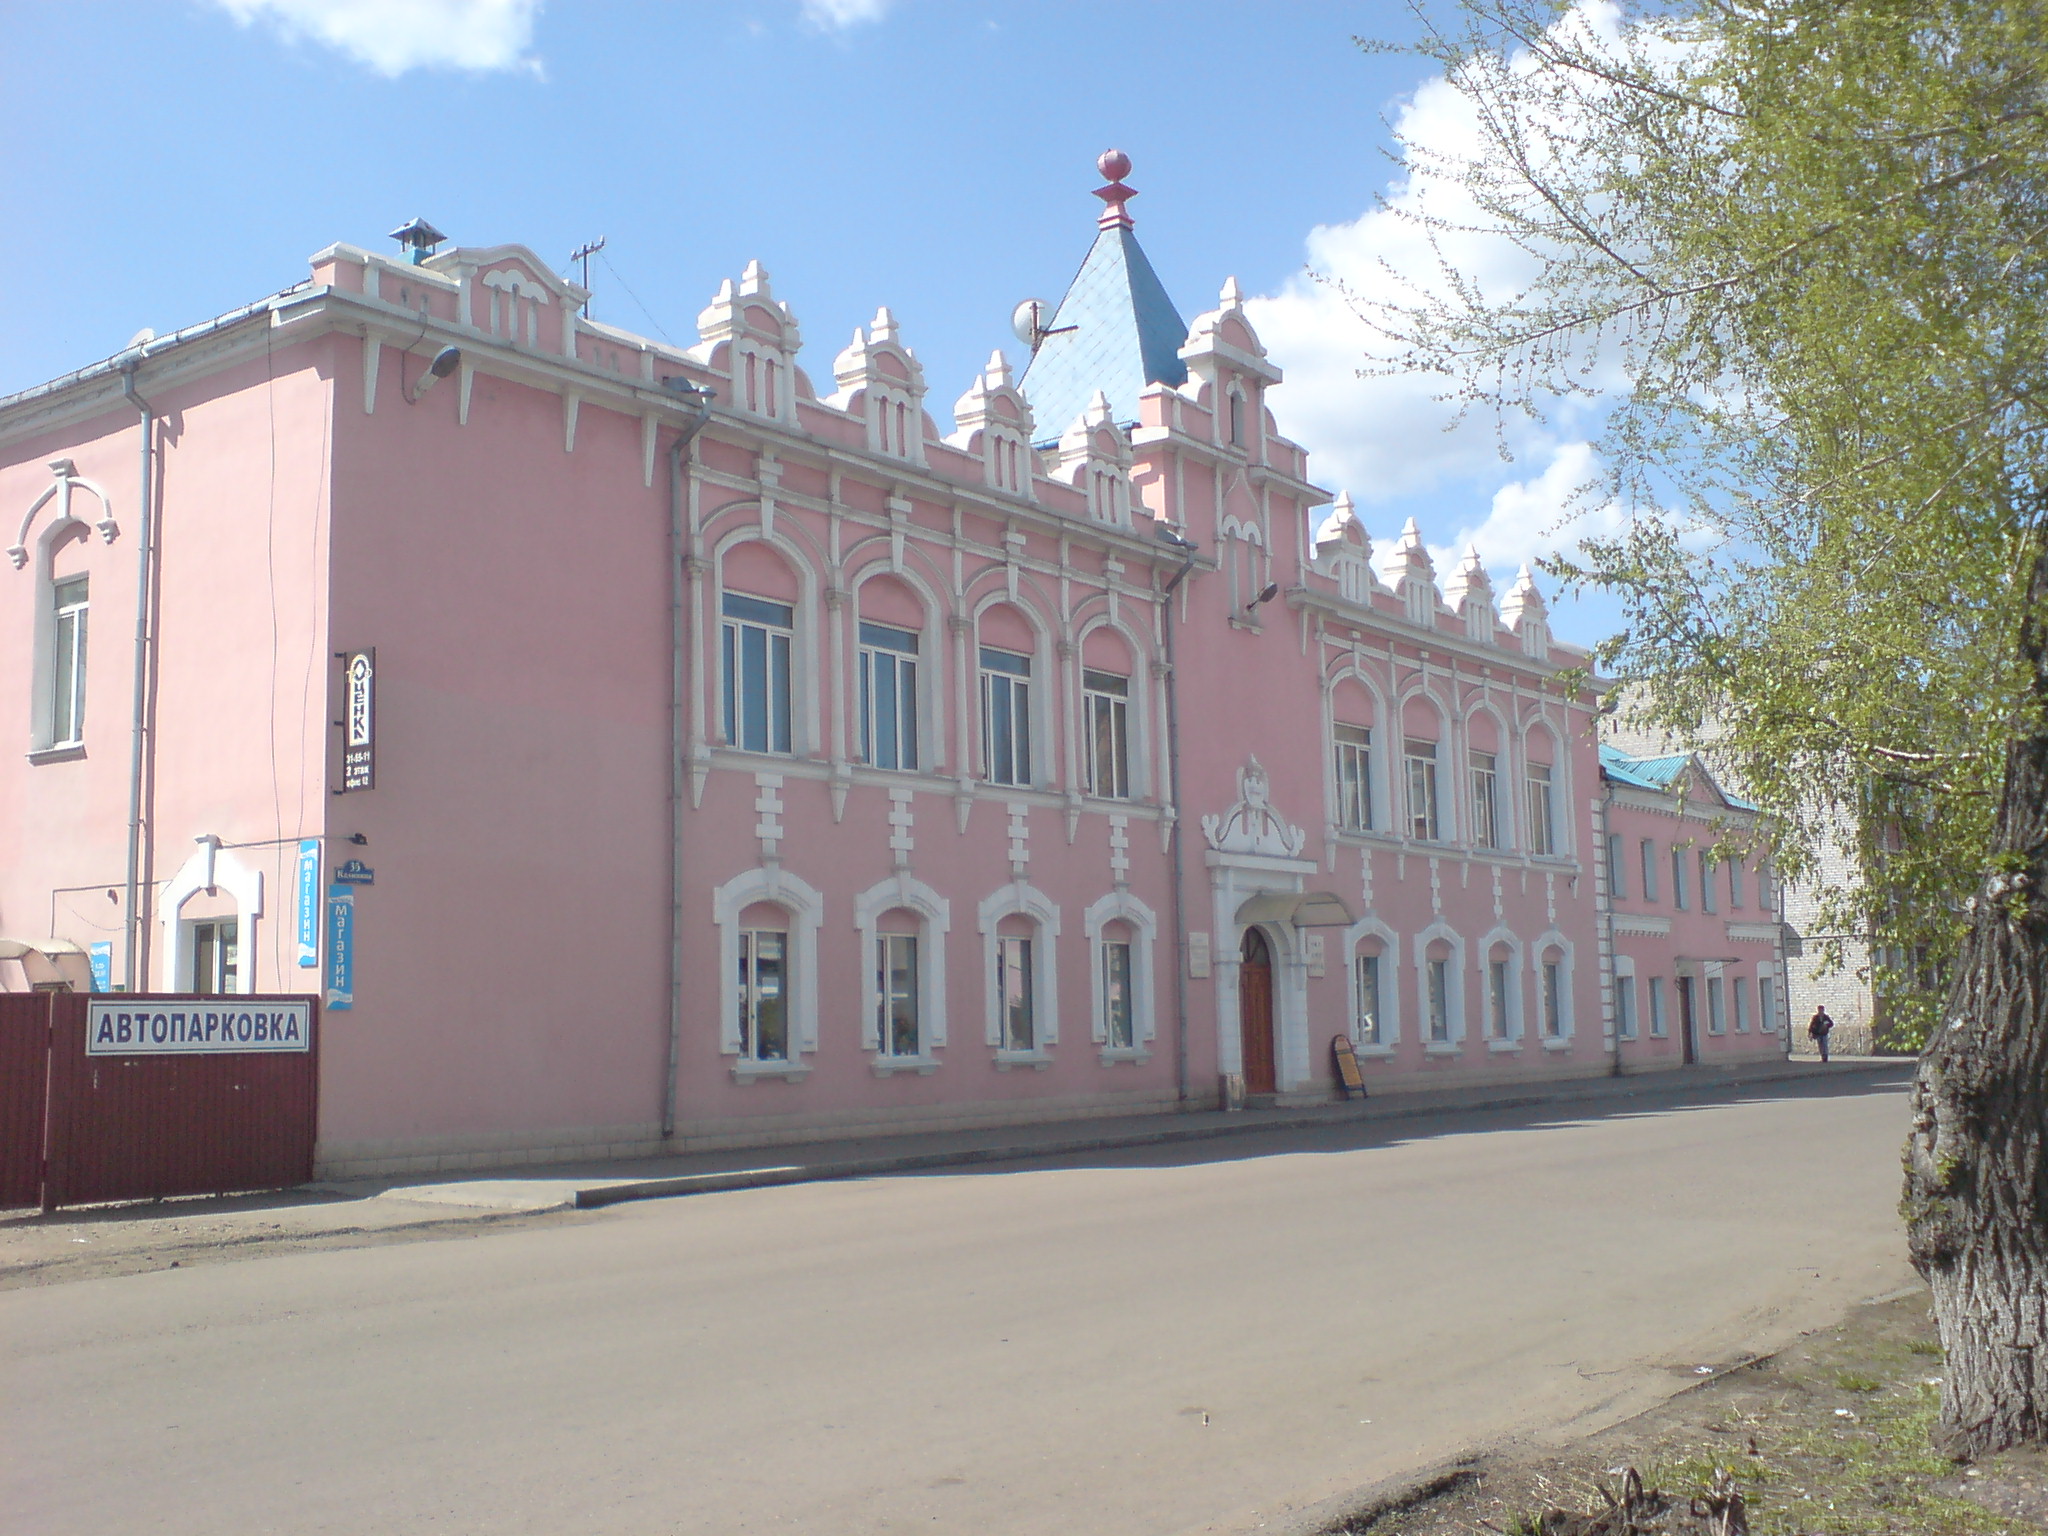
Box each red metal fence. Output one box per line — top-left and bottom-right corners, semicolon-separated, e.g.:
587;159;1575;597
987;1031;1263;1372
0;992;318;1212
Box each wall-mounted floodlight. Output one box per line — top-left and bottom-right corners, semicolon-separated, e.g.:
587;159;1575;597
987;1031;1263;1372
409;346;462;403
1244;581;1280;612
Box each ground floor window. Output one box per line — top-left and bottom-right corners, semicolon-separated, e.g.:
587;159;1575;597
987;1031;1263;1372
877;933;920;1056
1758;974;1778;1033
1733;975;1752;1033
1648;976;1668;1037
1489;957;1512;1039
1355;951;1383;1046
1426;957;1451;1042
1706;975;1727;1035
190;919;238;996
1615;973;1638;1039
998;936;1034;1052
1102;940;1134;1049
1542;959;1564;1037
736;929;788;1061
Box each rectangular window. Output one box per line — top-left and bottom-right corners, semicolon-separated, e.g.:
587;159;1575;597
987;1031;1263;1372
1758;975;1777;1032
1729;858;1745;909
1733;975;1751;1033
51;574;88;746
1405;739;1440;841
1640;839;1659;901
1671;848;1689;909
1526;762;1556;855
721;593;793;755
191;918;238;996
1648;976;1668;1037
858;621;919;771
1700;851;1718;913
1606;832;1626;898
998;935;1035;1051
1707;975;1726;1034
877;934;920;1056
1543;960;1564;1036
980;646;1032;786
1083;669;1130;799
736;929;789;1061
1426;957;1451;1042
1489;958;1511;1039
1103;940;1135;1049
1355;952;1382;1045
1755;863;1774;911
1615;974;1638;1039
1334;725;1373;831
1472;752;1501;849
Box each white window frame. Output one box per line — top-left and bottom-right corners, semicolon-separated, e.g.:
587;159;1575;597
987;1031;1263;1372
979;645;1034;787
1606;832;1626;899
1405;738;1442;842
736;928;792;1063
186;916;239;996
1344;917;1401;1055
713;867;824;1078
854;874;950;1073
1471;751;1502;849
49;572;88;749
1084;892;1158;1060
156;838;262;994
1412;921;1466;1052
721;591;794;756
1671;847;1689;909
1733;973;1752;1033
1640;839;1659;901
1757;965;1781;1033
1526;761;1557;856
858;619;921;771
1478;926;1524;1048
1334;723;1374;832
1612;957;1639;1040
1082;668;1131;800
1699;850;1718;913
1531;929;1576;1048
978;882;1060;1065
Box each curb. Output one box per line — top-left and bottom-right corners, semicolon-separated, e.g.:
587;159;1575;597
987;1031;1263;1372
573;1058;1912;1210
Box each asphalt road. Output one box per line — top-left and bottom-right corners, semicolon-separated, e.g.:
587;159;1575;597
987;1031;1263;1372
3;1077;1913;1536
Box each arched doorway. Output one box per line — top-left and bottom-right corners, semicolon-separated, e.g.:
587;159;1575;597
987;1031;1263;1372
1239;927;1276;1095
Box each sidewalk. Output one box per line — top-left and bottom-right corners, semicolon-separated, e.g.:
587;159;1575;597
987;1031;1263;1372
0;1053;1912;1289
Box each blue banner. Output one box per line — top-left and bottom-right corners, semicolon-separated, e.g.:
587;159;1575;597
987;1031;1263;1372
295;839;321;967
88;941;112;992
325;884;355;1011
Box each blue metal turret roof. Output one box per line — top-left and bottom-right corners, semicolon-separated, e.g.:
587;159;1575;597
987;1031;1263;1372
1020;214;1188;443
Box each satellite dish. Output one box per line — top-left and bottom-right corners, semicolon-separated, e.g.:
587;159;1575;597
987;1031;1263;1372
127;327;156;349
1011;299;1051;349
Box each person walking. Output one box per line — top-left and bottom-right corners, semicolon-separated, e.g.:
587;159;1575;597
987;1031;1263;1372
1808;1005;1835;1063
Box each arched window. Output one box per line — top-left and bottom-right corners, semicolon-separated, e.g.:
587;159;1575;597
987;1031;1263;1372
1081;626;1138;801
713;869;823;1078
1524;728;1560;855
1401;696;1449;842
1468;711;1505;851
856;874;950;1072
856;574;927;773
1085;892;1158;1059
979;882;1060;1063
1481;928;1524;1042
977;602;1040;788
1533;931;1576;1044
719;540;803;757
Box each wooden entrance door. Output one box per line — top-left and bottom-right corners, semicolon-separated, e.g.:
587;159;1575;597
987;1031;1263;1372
1239;927;1277;1095
1677;976;1699;1064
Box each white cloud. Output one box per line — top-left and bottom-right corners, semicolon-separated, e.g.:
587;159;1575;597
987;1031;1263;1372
800;0;890;31
210;0;544;77
1425;440;1626;576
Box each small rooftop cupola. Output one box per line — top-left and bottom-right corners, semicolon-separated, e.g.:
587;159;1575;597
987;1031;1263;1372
1313;492;1382;607
947;351;1039;500
1385;518;1441;628
1051;391;1136;528
390;217;447;266
1442;547;1497;644
1499;565;1551;660
829;306;928;465
1177;276;1283;455
691;260;804;424
1019;150;1190;445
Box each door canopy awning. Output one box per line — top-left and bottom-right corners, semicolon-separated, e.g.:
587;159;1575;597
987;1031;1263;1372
1234;891;1358;929
0;937;86;961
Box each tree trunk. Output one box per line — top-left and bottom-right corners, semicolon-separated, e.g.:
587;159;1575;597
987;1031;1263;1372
1905;543;2048;1459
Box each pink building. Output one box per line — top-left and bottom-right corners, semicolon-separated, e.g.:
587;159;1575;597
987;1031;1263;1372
1;158;1787;1178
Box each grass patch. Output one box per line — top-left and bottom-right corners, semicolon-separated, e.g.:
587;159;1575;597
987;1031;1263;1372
1832;1370;1883;1393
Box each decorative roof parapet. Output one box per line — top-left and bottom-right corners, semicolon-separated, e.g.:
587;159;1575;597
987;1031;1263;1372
1385;517;1440;627
1050;391;1135;527
1442;547;1497;644
947;351;1039;500
1500;564;1551;659
828;306;928;464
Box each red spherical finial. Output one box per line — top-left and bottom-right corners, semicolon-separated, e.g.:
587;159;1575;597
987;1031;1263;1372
1097;148;1131;183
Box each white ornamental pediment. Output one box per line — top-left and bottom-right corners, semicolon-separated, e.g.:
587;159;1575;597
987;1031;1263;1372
1201;756;1306;858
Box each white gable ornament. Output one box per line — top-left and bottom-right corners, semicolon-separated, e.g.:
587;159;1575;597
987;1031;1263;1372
1201;757;1307;858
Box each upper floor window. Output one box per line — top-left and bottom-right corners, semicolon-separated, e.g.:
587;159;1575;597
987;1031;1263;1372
1699;850;1718;913
1471;751;1501;849
1083;669;1130;799
736;928;789;1062
1405;739;1441;841
1606;832;1626;898
1671;847;1689;909
980;646;1033;786
51;573;87;747
1728;858;1746;908
1641;839;1660;901
859;621;919;771
1334;724;1373;831
722;592;793;755
1526;761;1557;855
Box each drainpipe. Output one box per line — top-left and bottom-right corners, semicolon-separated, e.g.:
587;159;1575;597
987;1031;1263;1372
662;381;716;1139
119;362;154;993
1156;527;1200;1106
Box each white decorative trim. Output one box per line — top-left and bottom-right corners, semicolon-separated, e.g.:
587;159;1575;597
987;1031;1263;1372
977;881;1061;1051
1202;756;1307;856
1412;919;1467;1044
1343;914;1401;1048
1475;924;1524;1042
1083;891;1158;1048
711;865;824;1058
157;836;263;993
854;872;950;1057
1530;927;1577;1042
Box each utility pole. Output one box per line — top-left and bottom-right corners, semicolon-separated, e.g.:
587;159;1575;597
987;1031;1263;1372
569;237;606;317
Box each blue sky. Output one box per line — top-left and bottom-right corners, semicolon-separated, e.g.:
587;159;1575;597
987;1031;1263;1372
1;0;1623;646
